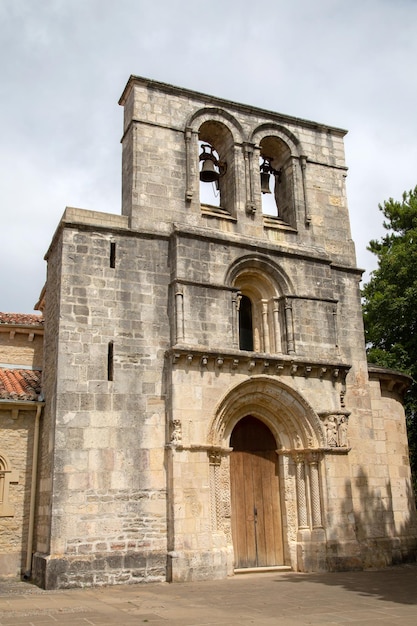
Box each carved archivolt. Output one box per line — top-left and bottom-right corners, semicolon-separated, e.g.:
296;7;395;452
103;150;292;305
225;254;295;295
206;378;328;537
208;376;325;450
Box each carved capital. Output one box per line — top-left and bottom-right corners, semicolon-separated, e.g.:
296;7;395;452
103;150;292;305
208;450;222;466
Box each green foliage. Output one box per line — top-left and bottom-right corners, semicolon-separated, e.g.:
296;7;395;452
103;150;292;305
362;186;417;493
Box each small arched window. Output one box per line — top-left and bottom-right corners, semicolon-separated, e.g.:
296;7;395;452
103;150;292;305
239;295;254;351
233;266;286;354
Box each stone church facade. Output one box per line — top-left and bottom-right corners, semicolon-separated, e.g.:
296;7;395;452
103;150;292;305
2;76;416;587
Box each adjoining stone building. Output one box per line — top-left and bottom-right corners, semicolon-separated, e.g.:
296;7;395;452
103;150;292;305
1;76;416;587
0;313;44;578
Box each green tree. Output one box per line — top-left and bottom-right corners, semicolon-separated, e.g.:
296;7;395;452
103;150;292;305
362;185;417;493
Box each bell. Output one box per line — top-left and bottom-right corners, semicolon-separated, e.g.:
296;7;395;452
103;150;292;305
260;171;272;194
200;158;219;183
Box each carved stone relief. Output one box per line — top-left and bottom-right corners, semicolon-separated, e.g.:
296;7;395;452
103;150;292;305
170;419;182;445
319;413;350;448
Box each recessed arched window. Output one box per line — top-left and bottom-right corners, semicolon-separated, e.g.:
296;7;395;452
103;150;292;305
233;266;286;354
239;295;254;351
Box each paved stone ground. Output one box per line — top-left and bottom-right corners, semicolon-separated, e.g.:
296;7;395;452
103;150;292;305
0;565;416;625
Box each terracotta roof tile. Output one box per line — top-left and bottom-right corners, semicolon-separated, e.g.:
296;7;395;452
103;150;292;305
0;369;42;401
0;313;44;326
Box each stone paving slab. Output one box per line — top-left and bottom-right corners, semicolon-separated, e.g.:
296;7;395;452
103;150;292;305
0;564;416;625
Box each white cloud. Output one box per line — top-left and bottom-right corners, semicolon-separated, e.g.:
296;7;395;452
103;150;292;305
1;0;416;310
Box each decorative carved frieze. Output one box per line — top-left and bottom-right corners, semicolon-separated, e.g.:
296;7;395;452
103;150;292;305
165;347;351;384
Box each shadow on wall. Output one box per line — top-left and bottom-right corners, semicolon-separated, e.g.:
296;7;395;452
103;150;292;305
349;466;417;568
273;465;417;606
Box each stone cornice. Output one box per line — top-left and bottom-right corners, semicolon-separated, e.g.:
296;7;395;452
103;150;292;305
368;364;413;397
119;75;348;137
167;346;351;382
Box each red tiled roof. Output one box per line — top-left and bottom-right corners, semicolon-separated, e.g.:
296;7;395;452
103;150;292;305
0;313;44;326
0;369;42;401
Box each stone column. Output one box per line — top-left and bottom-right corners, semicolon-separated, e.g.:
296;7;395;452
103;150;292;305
332;304;339;349
294;453;309;529
232;291;241;348
300;155;311;225
308;453;323;530
209;451;222;532
284;298;295;354
272;297;281;353
261;299;270;353
184;127;193;201
243;143;256;214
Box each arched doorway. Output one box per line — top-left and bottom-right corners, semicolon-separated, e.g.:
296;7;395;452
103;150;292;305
230;416;284;568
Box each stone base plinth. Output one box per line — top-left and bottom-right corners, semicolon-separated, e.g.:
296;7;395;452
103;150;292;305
31;550;166;589
167;547;234;582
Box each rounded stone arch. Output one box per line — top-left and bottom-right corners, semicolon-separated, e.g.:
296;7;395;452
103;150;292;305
226;255;295;353
208;376;325;449
225;254;295;296
251;123;303;225
187;107;244;145
186;108;244;214
250;122;302;157
0;452;10;472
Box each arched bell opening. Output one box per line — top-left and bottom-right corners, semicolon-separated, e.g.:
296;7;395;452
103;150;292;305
198;120;234;214
198;141;222;207
259;136;295;226
229;416;284;569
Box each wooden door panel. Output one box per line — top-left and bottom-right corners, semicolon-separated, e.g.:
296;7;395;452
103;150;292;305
259;451;283;565
231;446;283;568
231;451;256;568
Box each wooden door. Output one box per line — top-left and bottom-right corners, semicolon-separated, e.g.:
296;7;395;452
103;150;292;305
230;416;283;568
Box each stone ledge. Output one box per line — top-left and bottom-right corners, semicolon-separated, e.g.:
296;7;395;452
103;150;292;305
167;346;351;382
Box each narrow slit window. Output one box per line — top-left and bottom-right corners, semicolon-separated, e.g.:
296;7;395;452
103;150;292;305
239;295;254;351
107;341;114;381
110;242;116;268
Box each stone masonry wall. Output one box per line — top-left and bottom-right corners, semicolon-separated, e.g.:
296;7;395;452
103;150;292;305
0;409;35;578
33;78;417;586
0;332;43;369
34;215;171;587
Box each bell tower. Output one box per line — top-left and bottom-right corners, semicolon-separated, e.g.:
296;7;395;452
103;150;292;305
34;76;416;589
118;76;356;268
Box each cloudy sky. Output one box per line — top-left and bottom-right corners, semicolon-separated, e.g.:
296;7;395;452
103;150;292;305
1;0;416;313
